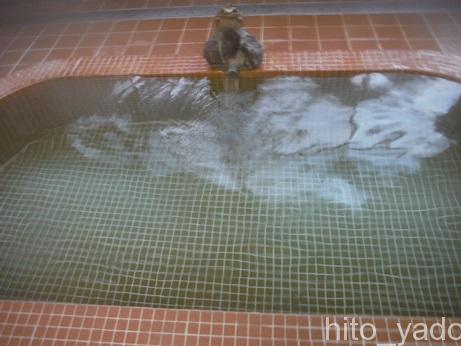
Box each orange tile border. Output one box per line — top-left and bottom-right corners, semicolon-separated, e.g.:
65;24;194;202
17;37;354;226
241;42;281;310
1;300;460;346
1;50;461;101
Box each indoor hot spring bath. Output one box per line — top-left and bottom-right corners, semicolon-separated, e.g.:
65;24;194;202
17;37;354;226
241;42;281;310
0;73;460;318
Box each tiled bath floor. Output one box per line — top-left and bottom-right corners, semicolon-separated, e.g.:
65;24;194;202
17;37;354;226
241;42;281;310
1;2;461;346
1;12;461;78
1;300;460;346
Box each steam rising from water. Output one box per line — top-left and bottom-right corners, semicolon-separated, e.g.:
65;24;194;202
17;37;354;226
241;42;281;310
66;74;461;209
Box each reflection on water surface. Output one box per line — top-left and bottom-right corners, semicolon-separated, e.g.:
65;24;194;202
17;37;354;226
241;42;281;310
0;73;460;316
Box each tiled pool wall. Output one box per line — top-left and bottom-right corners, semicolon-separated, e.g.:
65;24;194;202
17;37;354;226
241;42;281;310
1;1;461;345
1;11;461;78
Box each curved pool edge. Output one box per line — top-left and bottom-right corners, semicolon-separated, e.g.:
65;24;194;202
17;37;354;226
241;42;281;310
2;50;461;346
1;50;461;101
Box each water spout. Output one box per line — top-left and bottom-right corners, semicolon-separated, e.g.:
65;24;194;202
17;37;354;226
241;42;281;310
224;62;240;92
203;4;264;88
224;74;239;92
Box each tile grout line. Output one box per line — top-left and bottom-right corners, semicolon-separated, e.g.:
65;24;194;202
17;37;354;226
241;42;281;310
287;14;293;52
367;14;383;50
340;14;354;51
43;22;70;63
421;13;444;55
394;14;412;50
11;26;46;71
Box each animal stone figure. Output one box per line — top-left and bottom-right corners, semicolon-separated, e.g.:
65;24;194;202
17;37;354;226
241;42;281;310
203;5;264;76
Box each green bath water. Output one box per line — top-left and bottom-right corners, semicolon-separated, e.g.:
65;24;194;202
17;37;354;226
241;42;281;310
0;74;460;316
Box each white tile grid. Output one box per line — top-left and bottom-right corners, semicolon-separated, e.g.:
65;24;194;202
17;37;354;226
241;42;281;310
0;75;460;324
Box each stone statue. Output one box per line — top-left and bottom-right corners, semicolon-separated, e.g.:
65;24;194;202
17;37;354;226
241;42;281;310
203;5;264;76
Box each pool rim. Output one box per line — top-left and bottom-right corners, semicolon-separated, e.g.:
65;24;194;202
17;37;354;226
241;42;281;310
1;50;461;102
1;49;461;345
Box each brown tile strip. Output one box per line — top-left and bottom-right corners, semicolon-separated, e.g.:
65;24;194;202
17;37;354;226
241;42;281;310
1;50;461;101
1;13;459;78
1;300;460;346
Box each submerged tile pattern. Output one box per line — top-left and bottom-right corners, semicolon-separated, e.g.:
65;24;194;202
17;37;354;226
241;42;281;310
1;10;461;346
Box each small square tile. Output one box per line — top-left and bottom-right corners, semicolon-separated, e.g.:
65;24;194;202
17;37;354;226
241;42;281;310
379;39;410;50
343;15;370;26
430;24;460;38
112;20;139;32
347;26;375;39
375;26;405;39
9;37;36;50
402;25;433;39
79;34;107;47
88;22;114;33
369;14;398;25
19;49;48;64
264;27;289;40
318;26;346;40
0;38;13;51
291;27;316;40
161;18;186;30
396;14;425;25
46;48;74;60
156;30;182;44
55;35;82;48
125;45;151;55
19;24;46;37
130;31;155;45
350;40;379;51
186;18;211;29
31;35;59;49
264;15;288;27
65;23;90;35
316;15;343;26
98;46;125;56
137;20;162;31
151;44;176;55
104;32;131;46
43;23;69;35
321;40;349;51
182;29;208;43
290;15;316;27
424;13;454;24
0;51;25;65
438;38;461;54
